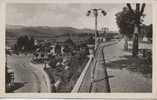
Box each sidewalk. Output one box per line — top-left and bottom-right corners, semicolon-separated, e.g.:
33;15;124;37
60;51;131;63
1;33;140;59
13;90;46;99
90;40;120;92
79;39;152;92
104;40;152;92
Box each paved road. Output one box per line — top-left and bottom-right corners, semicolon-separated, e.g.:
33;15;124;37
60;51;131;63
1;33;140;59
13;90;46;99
7;55;50;93
78;39;152;92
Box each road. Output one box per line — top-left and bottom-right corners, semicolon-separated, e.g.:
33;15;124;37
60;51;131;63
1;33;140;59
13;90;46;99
6;55;50;93
78;39;152;92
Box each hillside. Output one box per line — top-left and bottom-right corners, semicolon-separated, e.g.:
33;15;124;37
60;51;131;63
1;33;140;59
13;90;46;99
6;25;94;39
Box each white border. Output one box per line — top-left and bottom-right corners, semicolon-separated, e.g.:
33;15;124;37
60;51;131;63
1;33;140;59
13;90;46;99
0;0;157;99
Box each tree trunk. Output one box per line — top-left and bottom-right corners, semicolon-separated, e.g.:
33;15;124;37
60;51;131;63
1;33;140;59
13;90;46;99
132;4;141;57
132;24;139;57
124;35;128;51
132;33;138;56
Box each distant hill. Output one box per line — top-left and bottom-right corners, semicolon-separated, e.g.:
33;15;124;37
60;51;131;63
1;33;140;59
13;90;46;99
6;25;95;39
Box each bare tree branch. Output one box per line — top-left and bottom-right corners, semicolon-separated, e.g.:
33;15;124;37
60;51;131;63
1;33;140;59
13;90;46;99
126;3;135;14
140;3;146;15
135;4;141;26
136;3;140;14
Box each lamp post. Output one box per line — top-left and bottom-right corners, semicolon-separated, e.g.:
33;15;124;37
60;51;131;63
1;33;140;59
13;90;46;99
87;8;107;49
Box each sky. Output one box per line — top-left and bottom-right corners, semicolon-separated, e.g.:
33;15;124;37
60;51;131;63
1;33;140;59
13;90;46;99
6;3;152;32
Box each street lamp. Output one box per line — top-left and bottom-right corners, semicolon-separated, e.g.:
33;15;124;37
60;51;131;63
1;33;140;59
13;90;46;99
87;8;107;49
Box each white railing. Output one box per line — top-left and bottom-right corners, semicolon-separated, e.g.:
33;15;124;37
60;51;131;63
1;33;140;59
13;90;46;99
71;55;93;92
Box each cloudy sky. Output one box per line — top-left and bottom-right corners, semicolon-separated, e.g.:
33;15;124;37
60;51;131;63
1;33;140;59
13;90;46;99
6;3;152;31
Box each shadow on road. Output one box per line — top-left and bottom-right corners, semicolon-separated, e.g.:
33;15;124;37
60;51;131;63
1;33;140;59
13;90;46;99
106;55;152;78
93;75;114;83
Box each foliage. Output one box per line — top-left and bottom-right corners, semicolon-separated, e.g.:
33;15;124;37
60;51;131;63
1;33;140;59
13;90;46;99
147;24;152;38
86;36;95;44
115;7;135;39
64;38;75;49
55;43;61;55
47;39;89;92
15;35;35;53
6;49;11;56
145;24;152;38
48;56;63;69
140;24;152;39
63;45;71;54
126;3;146;57
48;56;58;68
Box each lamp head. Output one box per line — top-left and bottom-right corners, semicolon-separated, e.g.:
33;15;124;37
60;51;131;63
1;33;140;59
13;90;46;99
101;10;107;16
86;10;91;16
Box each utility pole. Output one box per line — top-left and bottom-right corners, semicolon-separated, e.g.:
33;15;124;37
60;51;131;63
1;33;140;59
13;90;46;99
87;8;107;49
87;8;110;92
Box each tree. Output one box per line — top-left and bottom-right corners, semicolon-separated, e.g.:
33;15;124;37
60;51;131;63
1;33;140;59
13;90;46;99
55;43;61;55
87;36;95;44
33;52;39;60
63;45;71;54
23;35;29;52
64;38;75;49
48;56;57;68
126;3;146;56
29;36;35;52
15;35;35;53
17;36;24;51
115;7;135;50
14;44;18;52
140;24;152;39
146;24;152;38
